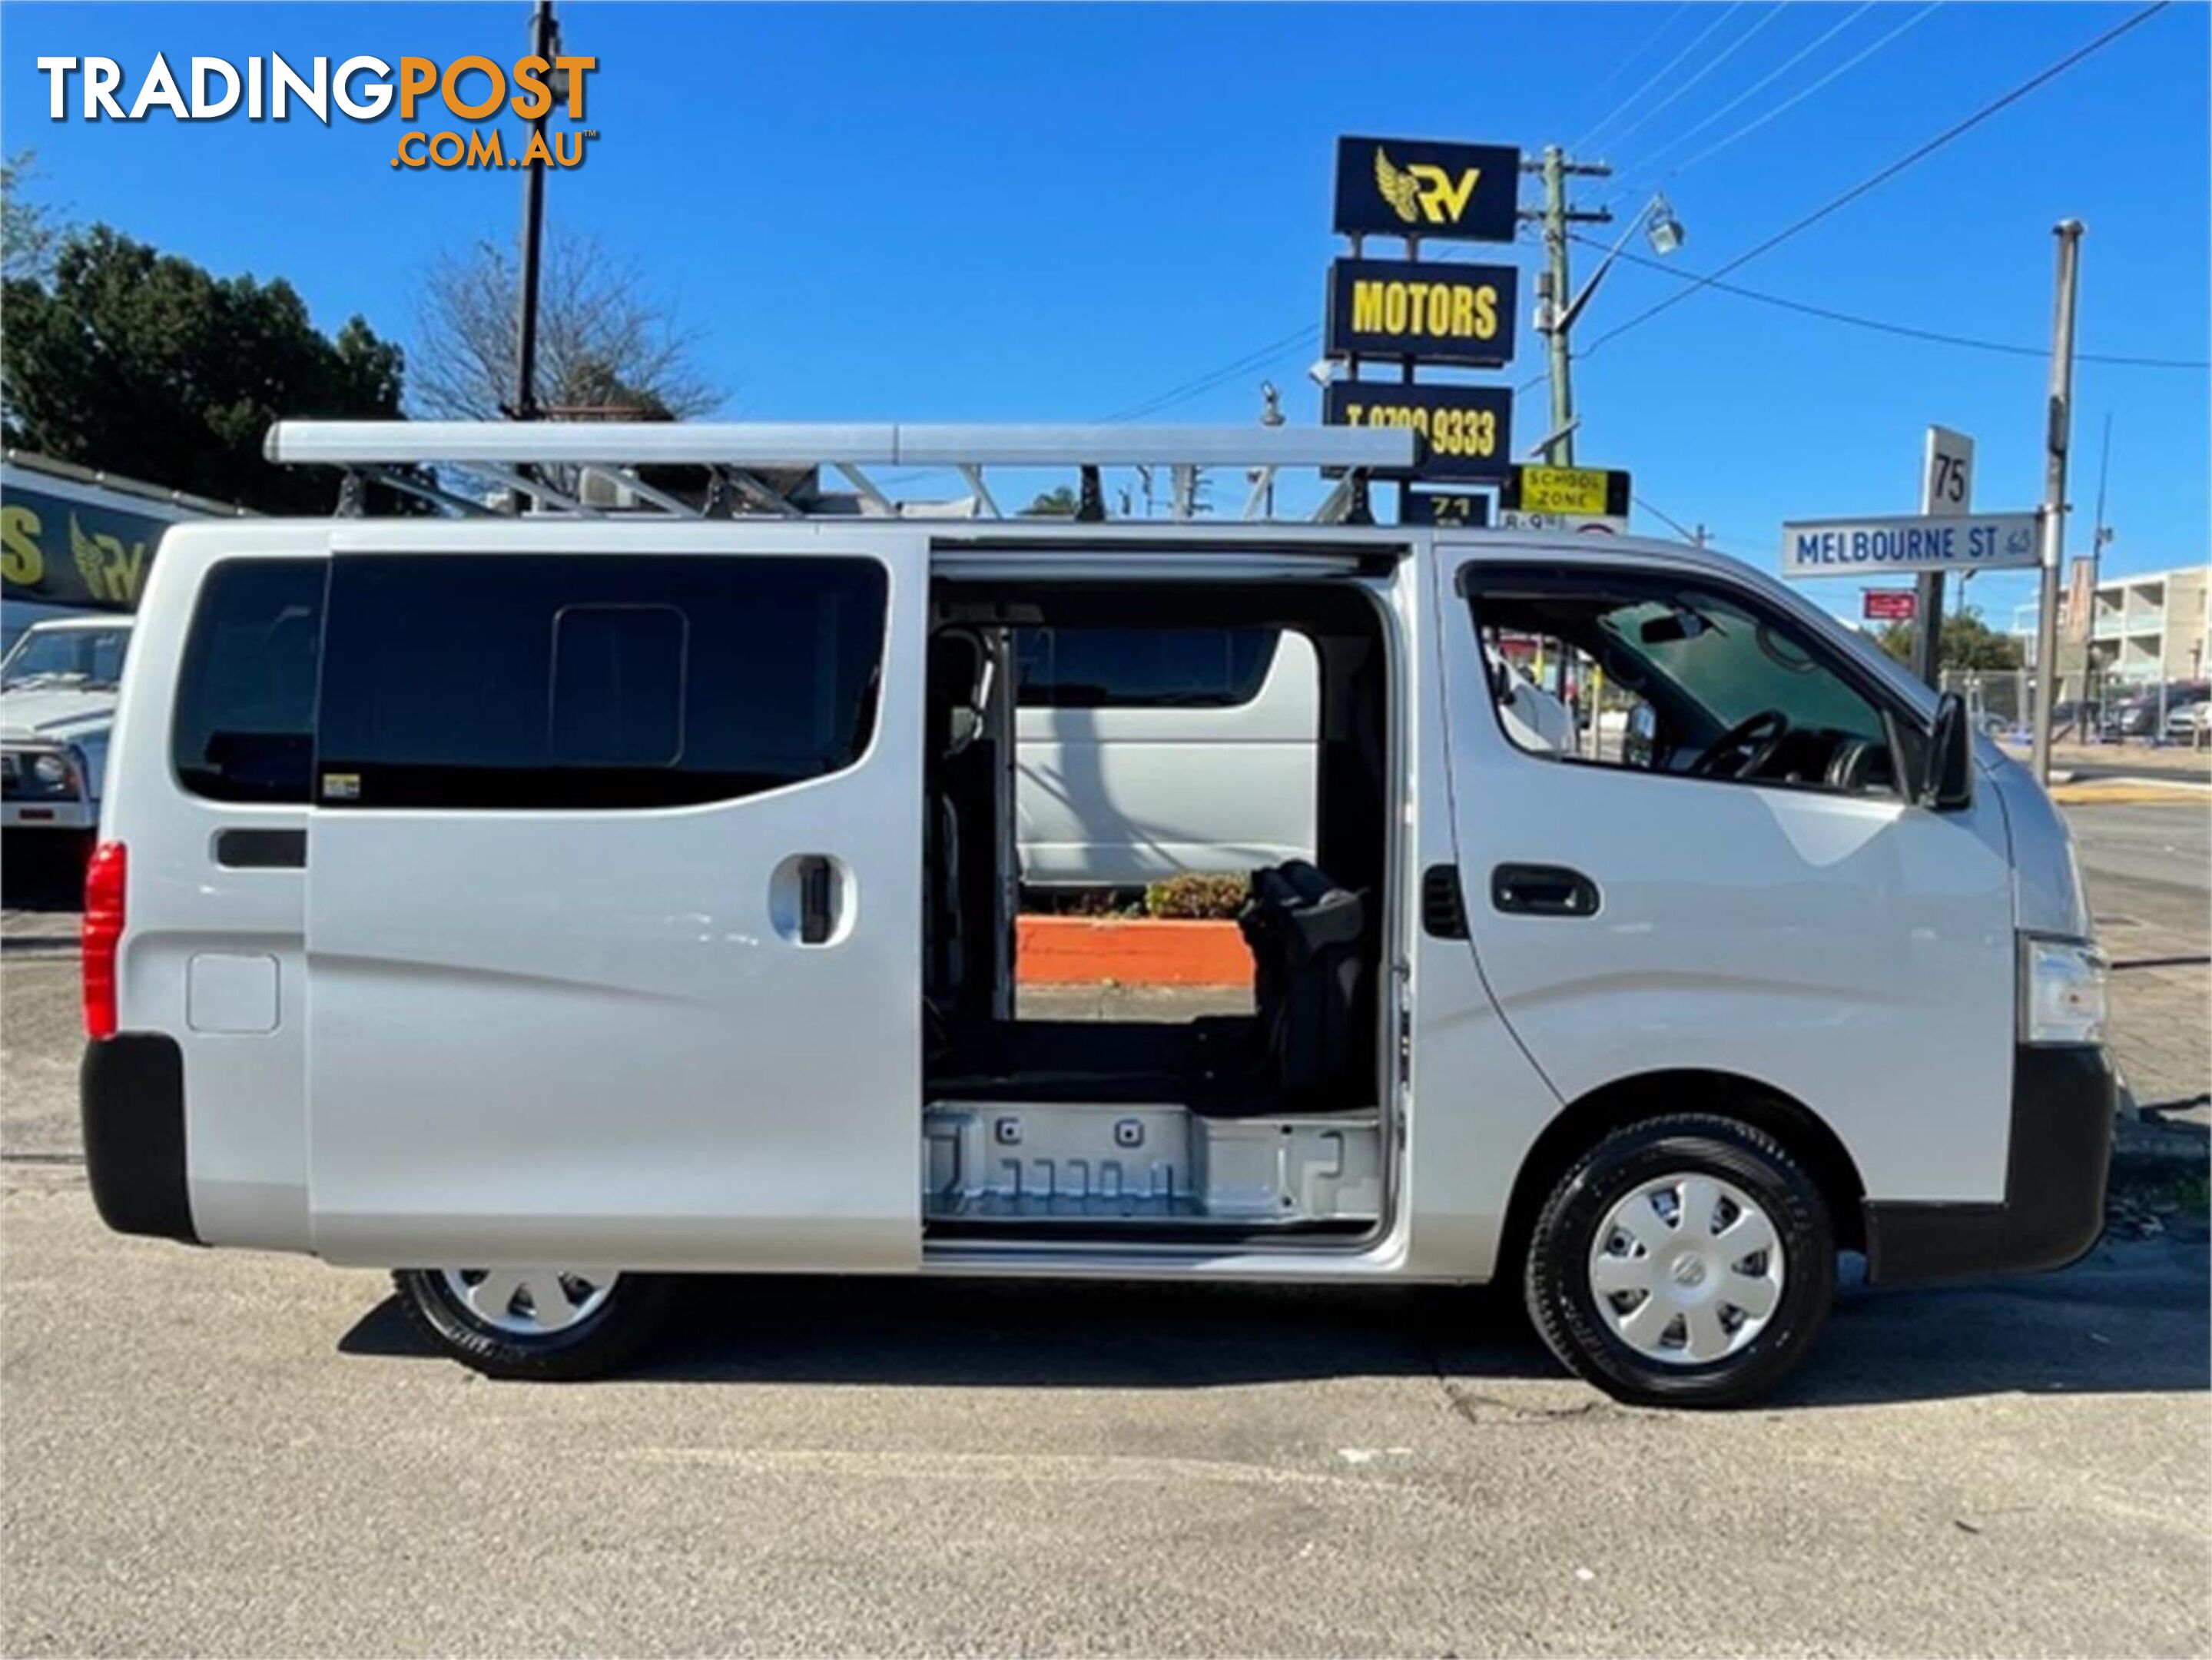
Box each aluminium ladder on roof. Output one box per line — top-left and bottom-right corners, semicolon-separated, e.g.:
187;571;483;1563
261;421;1418;525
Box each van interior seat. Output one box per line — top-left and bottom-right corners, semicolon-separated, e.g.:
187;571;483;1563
1236;859;1371;1111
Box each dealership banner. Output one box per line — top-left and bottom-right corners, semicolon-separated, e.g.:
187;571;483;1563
1333;136;1521;243
0;483;184;610
1325;257;1517;368
1323;382;1512;480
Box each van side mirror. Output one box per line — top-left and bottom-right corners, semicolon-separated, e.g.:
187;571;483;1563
1916;692;1975;810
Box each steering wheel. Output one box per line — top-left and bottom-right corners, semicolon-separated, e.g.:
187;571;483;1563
1690;709;1790;779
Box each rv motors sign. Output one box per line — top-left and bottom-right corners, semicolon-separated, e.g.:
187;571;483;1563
1;486;174;609
34;51;599;171
1323;383;1512;480
1325;258;1517;368
1333;136;1521;243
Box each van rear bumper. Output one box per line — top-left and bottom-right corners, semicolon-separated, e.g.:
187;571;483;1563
1862;1044;2114;1285
81;1034;201;1244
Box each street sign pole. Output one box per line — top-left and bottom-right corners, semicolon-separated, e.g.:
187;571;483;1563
2031;222;2084;787
1912;426;1975;689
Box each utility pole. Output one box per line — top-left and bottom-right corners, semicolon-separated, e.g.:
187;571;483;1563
2031;221;2084;787
512;0;558;423
2084;413;2114;712
1521;145;1614;466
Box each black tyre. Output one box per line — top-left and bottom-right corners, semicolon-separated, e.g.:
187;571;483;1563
391;1267;675;1381
1524;1114;1834;1408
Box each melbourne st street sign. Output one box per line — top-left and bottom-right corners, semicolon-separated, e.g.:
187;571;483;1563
1780;510;2041;577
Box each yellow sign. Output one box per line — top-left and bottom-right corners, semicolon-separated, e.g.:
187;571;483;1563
1375;148;1481;227
1517;466;1612;517
2;496;161;606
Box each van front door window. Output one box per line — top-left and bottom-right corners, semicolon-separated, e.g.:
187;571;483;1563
1467;573;1902;797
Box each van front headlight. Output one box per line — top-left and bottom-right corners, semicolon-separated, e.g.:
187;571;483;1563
2021;936;2107;1047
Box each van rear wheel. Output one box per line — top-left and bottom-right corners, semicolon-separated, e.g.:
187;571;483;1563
391;1267;674;1380
1524;1114;1834;1408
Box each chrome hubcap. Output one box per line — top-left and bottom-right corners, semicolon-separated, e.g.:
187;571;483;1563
1587;1174;1785;1366
440;1268;617;1336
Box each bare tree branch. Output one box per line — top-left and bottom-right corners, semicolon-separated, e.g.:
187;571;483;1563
411;228;721;422
2;151;67;285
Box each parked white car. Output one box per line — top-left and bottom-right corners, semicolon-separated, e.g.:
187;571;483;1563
1;614;134;837
80;419;2113;1409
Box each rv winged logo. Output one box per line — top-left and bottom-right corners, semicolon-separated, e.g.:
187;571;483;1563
1374;145;1483;227
1375;147;1421;224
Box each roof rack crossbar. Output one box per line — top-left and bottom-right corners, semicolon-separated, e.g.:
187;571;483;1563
353;465;499;519
833;463;894;516
264;420;1417;474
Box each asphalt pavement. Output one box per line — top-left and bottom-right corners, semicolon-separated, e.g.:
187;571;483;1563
2070;798;2212;902
3;808;2207;1656
3;1159;2207;1658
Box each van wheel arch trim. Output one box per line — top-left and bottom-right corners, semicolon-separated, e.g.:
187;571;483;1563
1497;1068;1869;1284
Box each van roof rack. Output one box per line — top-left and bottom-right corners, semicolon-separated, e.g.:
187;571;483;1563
263;420;1416;526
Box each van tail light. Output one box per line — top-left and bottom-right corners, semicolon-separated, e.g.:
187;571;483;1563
82;841;127;1039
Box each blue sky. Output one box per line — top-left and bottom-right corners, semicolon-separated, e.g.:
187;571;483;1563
4;1;2206;626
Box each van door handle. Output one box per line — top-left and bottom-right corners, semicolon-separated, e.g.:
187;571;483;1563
798;855;836;945
1491;863;1600;918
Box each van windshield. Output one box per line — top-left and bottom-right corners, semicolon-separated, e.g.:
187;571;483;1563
0;626;132;693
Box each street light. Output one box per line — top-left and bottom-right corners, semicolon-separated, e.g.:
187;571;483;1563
1548;192;1686;339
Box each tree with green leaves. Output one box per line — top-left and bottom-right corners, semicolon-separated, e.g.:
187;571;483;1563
1875;608;2025;672
1020;485;1079;517
3;226;406;513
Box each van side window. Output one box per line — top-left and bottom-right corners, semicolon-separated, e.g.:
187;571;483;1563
171;559;327;804
549;605;688;768
1464;569;1903;797
1014;626;1278;708
313;555;885;811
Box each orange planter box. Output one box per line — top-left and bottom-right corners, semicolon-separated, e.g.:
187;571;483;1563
1016;916;1252;987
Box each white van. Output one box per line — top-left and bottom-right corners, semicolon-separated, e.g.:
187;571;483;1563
81;422;2113;1406
1013;623;1320;887
1013;629;1570;888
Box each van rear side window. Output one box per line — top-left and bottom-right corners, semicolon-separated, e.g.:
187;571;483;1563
171;559;327;804
314;554;886;810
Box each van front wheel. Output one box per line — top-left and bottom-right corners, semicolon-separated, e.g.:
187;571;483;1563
391;1267;674;1380
1524;1114;1834;1408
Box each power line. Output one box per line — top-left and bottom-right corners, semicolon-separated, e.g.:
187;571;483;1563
1632;493;1702;542
1098;323;1316;423
1576;2;2173;365
1076;2;2170;435
1653;1;1946;184
1607;1;1880;194
1571;2;1695;123
1569;233;2210;370
1598;3;1792;159
1570;2;1746;154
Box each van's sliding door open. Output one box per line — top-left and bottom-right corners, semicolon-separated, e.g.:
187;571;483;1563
302;523;927;1270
